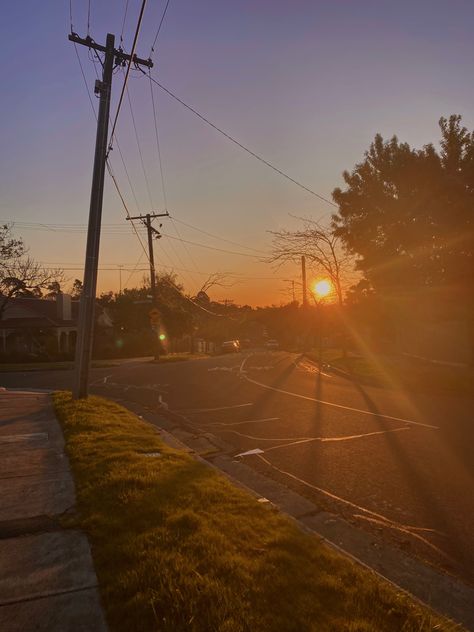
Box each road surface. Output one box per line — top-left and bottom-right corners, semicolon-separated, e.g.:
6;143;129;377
2;350;473;584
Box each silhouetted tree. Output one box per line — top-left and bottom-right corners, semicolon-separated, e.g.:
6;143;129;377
45;281;62;297
332;115;474;297
332;115;474;361
70;278;83;298
0;224;64;319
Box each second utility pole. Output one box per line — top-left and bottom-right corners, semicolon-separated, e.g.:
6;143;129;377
301;255;308;307
126;212;168;360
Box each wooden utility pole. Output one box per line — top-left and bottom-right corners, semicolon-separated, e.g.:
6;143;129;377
69;32;153;399
126;212;168;360
301;255;308;307
118;264;123;294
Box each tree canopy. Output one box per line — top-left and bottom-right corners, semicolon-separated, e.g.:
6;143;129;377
332;115;474;304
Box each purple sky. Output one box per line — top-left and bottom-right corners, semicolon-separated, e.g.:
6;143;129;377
1;0;473;305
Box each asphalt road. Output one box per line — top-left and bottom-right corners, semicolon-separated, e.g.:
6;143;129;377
3;350;474;584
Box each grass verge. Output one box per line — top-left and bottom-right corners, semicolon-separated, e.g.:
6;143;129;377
307;349;474;396
54;392;458;632
148;352;209;364
0;353;207;372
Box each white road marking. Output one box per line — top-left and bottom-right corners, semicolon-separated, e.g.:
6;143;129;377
89;374;112;386
228;426;410;451
239;356;438;430
179;403;253;413
264;427;410;452
235;448;264;457
295;359;333;378
204;417;279;427
256;453;449;558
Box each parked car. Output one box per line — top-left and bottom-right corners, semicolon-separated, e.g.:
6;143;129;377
265;339;279;350
222;340;241;353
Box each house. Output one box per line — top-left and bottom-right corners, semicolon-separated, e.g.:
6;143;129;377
0;294;78;357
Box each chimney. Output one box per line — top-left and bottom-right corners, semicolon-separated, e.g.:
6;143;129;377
56;293;72;321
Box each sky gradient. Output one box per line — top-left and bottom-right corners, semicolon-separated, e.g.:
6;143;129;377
1;0;473;305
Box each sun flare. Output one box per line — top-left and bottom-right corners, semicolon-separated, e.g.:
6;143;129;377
313;279;332;299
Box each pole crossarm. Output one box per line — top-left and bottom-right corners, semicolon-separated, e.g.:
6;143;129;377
68;33;153;68
126;213;169;221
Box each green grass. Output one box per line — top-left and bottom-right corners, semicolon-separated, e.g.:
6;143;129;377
53;392;458;632
306;349;474;396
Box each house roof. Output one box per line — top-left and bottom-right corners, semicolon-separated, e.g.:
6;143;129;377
0;297;79;329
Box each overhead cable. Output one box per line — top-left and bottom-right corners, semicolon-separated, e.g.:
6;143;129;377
144;72;337;208
169;216;265;254
149;0;172;56
160;232;262;258
120;0;130;45
107;0;148;157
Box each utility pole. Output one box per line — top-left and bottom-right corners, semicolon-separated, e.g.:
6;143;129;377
220;298;234;309
118;264;123;294
126;212;168;360
301;255;308;307
69;32;153;399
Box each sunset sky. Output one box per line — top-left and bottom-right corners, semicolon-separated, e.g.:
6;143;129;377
1;0;473;305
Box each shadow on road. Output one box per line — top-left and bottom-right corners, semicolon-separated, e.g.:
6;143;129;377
353;380;471;579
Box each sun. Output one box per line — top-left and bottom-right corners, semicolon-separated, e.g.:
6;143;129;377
313;279;332;299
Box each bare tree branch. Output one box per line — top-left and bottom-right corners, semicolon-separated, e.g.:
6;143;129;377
0;225;65;319
267;216;358;305
197;272;238;296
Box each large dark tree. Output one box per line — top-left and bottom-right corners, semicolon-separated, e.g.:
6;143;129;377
332;115;474;301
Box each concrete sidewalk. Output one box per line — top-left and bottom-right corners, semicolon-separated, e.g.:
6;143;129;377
0;390;107;632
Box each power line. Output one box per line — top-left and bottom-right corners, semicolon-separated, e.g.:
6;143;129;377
6;218;265;258
160;232;262;258
107;0;149;157
72;42;97;120
8;215;268;255
87;0;91;36
37;259;283;280
123;251;145;287
125;82;154;209
144;72;337;208
169;216;265;254
147;71;203;287
105;159;150;262
120;0;130;45
149;70;168;212
149;0;172;56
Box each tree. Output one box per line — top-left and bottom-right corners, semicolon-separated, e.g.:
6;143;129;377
332;115;474;362
332;115;474;298
268;217;355;308
45;281;62;298
0;225;64;319
70;278;83;299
